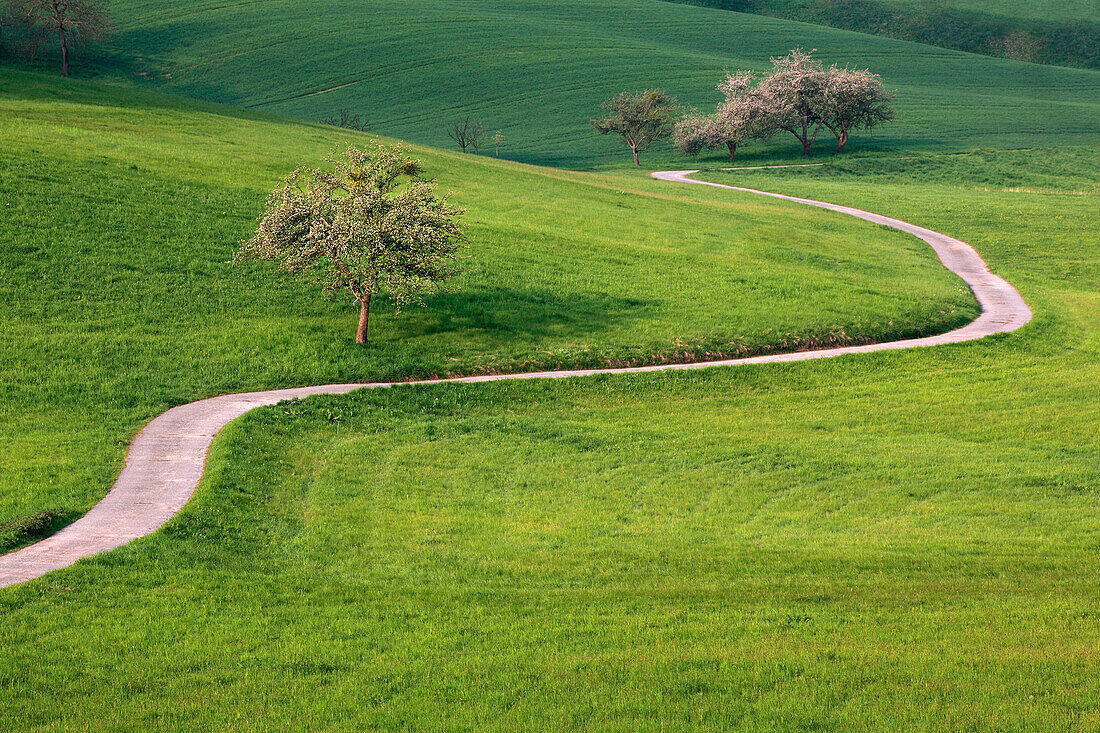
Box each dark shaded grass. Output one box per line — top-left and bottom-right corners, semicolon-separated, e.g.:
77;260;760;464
663;0;1100;69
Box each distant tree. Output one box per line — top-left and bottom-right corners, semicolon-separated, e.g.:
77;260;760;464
448;116;485;154
755;48;832;156
8;0;109;76
237;145;466;344
675;71;776;162
320;108;369;132
592;89;676;166
492;130;504;157
820;66;895;153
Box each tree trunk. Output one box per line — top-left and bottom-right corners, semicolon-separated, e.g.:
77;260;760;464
727;142;736;162
807;122;823;155
631;146;640;166
836;129;848;153
59;27;69;76
355;294;372;344
785;127;812;157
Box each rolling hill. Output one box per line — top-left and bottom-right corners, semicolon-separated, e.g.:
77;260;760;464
0;1;1098;727
78;0;1100;166
0;74;1096;720
0;67;974;545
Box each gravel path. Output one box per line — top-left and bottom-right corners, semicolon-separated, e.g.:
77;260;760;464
0;172;1032;588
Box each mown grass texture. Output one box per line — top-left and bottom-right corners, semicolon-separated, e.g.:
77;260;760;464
1;146;1098;725
0;71;1097;726
0;69;975;544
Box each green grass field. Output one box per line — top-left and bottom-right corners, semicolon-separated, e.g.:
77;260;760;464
2;0;1099;725
75;0;1100;166
0;68;976;549
1;135;1097;726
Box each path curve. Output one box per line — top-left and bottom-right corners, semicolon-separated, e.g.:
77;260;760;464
0;172;1032;588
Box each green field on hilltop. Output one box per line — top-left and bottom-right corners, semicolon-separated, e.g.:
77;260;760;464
67;0;1100;166
2;0;1100;722
2;142;1098;728
0;69;972;547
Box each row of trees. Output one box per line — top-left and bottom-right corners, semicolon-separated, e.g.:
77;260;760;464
1;0;108;76
593;49;895;165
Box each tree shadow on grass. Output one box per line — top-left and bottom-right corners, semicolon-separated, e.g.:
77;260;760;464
407;287;658;342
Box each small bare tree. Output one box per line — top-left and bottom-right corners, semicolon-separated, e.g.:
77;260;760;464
592;89;676;166
821;67;895;153
492;130;504;157
237;145;466;344
448;117;485;154
320;108;369;132
9;0;108;76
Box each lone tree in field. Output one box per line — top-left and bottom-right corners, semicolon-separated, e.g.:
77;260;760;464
448;116;485;154
237;145;466;344
9;0;108;76
592;89;676;166
674;71;775;162
821;67;895;153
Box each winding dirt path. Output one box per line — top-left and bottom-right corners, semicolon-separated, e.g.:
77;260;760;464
0;172;1032;589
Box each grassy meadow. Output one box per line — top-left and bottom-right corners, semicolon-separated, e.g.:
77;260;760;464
1;0;1099;725
1;142;1097;728
73;0;1100;166
0;68;976;548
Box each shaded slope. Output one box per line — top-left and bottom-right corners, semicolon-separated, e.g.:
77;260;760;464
93;0;1100;166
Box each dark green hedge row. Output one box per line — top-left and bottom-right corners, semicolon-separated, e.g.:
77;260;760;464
664;0;1100;69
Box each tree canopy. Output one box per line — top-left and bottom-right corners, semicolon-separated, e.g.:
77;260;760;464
820;66;895;153
237;145;466;344
592;89;677;166
675;71;775;162
676;49;896;160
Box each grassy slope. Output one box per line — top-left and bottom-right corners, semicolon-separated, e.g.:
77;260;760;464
88;0;1100;167
0;146;1096;729
0;69;974;546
